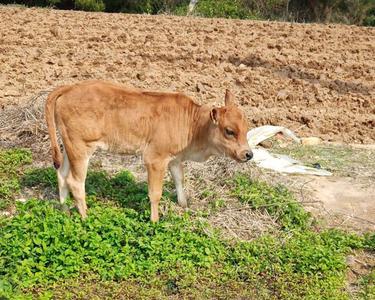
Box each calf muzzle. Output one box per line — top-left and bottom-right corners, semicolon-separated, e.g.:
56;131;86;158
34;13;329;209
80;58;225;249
238;149;253;162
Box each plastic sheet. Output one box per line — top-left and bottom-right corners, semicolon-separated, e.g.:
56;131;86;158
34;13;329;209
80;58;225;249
247;126;332;176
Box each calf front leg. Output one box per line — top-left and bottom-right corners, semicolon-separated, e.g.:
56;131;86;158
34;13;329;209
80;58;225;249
169;159;187;208
145;159;169;222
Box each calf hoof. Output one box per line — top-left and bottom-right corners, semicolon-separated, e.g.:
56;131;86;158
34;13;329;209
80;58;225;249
52;202;71;215
68;206;87;219
177;197;188;208
60;204;72;216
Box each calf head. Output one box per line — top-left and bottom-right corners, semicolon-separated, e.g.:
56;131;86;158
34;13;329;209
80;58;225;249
209;90;252;162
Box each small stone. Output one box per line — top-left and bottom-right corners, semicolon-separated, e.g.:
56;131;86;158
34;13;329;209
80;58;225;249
277;89;288;100
312;163;321;169
196;82;204;92
136;72;145;81
301;137;322;145
4;89;21;97
335;66;343;74
224;65;232;72
50;27;59;37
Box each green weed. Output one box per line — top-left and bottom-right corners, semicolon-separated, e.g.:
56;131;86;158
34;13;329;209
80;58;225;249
0;148;32;209
355;270;375;300
0;199;228;294
363;233;375;251
74;0;105;12
0;197;369;299
232;174;311;230
194;0;252;19
1;148;373;299
22;167;57;189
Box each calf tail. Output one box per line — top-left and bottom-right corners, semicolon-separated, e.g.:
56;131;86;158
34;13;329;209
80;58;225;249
45;86;66;169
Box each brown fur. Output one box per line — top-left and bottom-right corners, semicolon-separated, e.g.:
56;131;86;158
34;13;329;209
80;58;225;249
45;80;252;222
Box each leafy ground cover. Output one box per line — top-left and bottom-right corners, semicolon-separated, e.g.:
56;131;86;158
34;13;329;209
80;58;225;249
0;149;32;210
0;148;374;299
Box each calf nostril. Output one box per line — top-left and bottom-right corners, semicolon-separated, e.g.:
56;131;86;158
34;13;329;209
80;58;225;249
245;151;253;160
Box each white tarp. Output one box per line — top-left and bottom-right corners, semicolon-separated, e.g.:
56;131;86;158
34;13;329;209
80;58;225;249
247;126;332;176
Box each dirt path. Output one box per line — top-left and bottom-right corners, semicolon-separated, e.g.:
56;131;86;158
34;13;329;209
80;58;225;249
0;6;374;144
309;177;375;231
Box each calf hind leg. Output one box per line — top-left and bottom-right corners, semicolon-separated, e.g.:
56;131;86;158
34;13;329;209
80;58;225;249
57;149;70;204
66;156;90;219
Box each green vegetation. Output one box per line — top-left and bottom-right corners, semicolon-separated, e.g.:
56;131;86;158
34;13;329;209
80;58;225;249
74;0;105;12
0;148;374;299
1;0;374;26
232;175;312;230
1;199;370;299
356;270;375;300
272;143;375;177
0;148;32;210
194;0;251;19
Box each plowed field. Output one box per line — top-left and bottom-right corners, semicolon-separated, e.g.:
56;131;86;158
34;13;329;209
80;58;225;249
0;6;374;143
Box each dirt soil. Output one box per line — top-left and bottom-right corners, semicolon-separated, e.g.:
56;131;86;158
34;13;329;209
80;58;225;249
0;6;374;143
308;176;375;231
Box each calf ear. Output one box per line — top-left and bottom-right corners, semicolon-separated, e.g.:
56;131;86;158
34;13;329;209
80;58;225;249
210;108;219;125
225;89;235;106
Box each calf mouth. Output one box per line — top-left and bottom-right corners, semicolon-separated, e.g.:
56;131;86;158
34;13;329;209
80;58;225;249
222;148;252;163
232;154;251;163
236;152;253;163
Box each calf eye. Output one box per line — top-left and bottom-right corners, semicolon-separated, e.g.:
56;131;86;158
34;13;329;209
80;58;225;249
225;128;235;137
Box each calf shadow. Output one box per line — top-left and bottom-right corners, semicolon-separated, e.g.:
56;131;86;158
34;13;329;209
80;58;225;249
21;167;175;213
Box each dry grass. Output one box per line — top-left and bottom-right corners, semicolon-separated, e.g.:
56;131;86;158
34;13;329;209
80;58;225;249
0;91;51;157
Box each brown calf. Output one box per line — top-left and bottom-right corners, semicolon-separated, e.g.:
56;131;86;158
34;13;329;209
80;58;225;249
45;80;252;222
